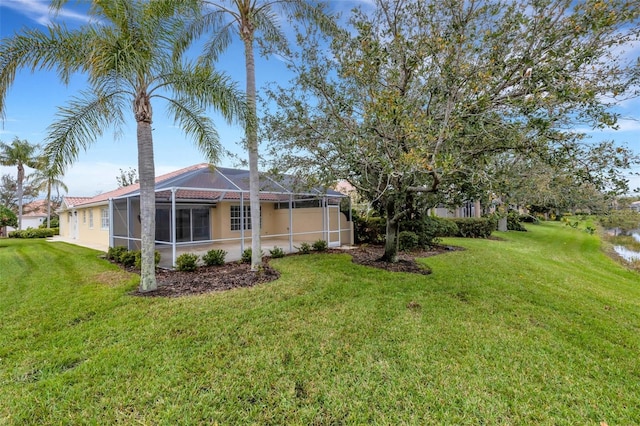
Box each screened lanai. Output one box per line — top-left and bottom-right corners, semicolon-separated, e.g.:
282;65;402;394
108;165;352;267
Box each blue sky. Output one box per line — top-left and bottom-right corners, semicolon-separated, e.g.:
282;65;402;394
1;0;639;197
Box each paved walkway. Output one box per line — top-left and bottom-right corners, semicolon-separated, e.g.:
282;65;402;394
47;235;109;252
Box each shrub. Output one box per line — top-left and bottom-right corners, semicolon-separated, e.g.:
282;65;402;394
519;214;539;223
312;239;328;252
398;231;419;251
241;248;252;263
119;250;137;267
450;217;496;238
353;215;385;244
8;228;58;238
176;253;199;272
134;250;161;269
202;249;227;266
507;212;527;232
38;217;59;228
296;242;312;254
0;205;17;229
269;246;286;258
107;246;128;261
400;216;459;247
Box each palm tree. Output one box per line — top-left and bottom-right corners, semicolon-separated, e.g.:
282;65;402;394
0;137;41;230
180;0;331;271
28;159;69;229
0;0;245;291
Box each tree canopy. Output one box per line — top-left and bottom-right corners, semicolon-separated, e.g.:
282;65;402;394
264;0;640;261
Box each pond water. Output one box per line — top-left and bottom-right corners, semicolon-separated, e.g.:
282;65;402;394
614;231;640;262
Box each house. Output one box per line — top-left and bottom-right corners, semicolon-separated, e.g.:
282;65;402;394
5;199;50;232
630;200;640;213
58;164;353;266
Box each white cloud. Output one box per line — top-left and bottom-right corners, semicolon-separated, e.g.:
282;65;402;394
1;0;91;26
615;118;640;133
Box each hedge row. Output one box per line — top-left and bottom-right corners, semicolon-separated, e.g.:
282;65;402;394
8;228;59;238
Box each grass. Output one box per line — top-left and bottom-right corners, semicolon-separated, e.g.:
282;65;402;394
1;222;639;424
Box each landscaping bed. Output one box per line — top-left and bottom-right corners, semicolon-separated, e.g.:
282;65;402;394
134;245;456;297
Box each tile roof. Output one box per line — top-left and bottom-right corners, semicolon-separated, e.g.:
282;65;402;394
22;199;49;216
62;163;345;208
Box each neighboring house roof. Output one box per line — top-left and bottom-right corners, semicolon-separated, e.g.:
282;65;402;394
22;199;49;217
61;164;344;209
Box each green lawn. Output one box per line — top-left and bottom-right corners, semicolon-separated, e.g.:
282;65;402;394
1;222;639;424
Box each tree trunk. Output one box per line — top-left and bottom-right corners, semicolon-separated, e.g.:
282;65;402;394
136;119;157;292
46;183;51;228
243;27;261;271
381;201;399;263
17;163;24;230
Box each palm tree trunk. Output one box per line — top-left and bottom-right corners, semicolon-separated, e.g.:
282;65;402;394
243;31;261;271
136;119;157;292
17;163;24;230
46;183;51;228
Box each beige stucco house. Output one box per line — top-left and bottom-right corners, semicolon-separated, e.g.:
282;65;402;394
58;164;353;266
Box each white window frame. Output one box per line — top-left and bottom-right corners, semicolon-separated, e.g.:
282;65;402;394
101;208;109;230
230;205;251;231
88;210;94;229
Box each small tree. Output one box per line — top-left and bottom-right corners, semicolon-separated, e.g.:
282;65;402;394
28;158;68;228
0;205;17;236
0;137;41;230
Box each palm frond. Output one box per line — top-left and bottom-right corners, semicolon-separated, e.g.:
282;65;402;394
44;90;127;175
158;63;247;126
0;25;90;119
164;97;222;164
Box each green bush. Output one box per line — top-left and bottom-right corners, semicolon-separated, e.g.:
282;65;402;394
519;214;539;224
175;253;199;272
202;249;227;266
0;205;17;229
450;217;496;238
296;242;312;254
269;246;286;258
400;216;459;247
241;248;253;263
134;250;161;269
119;250;137;267
38;217;59;228
398;231;419;251
312;239;328;252
106;246;128;261
507;212;527;232
8;228;58;238
353;215;385;244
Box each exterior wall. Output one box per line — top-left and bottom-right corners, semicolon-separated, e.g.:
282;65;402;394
75;205;110;247
211;201;352;245
58;197;353;249
291;206;330;243
18;216;46;230
60;210;73;238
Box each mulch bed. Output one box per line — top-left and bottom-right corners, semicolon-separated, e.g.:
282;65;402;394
131;244;460;297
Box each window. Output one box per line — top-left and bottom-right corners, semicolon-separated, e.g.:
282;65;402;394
89;210;93;228
230;205;251;231
101;208;109;230
83;211;86;224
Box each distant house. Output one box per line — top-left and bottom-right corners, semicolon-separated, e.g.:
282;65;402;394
5;199;49;232
630;201;640;213
58;164;352;266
